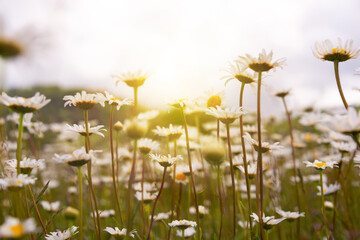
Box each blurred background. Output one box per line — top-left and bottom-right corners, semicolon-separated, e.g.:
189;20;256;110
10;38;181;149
0;0;360;117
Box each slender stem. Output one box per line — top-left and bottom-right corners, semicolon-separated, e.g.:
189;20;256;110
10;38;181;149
333;61;348;110
23;188;35;240
133;87;138;115
110;105;124;226
225;123;237;238
320;171;329;240
147;166;168;240
16;112;24;175
256;71;265;239
217;166;223;240
180;107;201;239
176;183;183;219
28;185;47;234
239;82;254;238
217;120;220;142
141;153;146;237
281;97;301;239
167;140;177;240
182;229;185;240
126;139;138;240
78;167;83;240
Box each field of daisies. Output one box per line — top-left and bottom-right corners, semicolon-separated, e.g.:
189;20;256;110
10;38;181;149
1;39;360;240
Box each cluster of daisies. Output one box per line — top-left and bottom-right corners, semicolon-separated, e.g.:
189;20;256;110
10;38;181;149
0;38;359;240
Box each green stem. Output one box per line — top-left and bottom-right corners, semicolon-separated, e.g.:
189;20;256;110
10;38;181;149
320;171;329;239
16;112;24;175
180;107;201;239
167;140;177;240
333;60;348;110
217;166;223;240
78;167;83;240
133;87;138;115
256;71;265;239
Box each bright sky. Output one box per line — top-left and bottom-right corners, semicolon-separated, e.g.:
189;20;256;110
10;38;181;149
1;0;360;115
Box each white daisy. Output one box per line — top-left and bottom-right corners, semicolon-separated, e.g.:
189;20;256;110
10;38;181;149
0;92;50;113
149;154;182;168
104;227;136;238
176;227;196;238
304;160;338;170
53;147;101;167
206;106;245;125
168;219;197;230
97;91;133;110
243;133;283;153
250;213;286;230
5;157;45;174
112;70;149;88
313;38;360;62
63;91;102;110
45;226;78;240
138;138;159;154
276;209;305;221
66;123;107;137
0;216;36;238
317;182;341;196
222;60;257;85
0;173;36;191
40;201;60;212
238;49;286;72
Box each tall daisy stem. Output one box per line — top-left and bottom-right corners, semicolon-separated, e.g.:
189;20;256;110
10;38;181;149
239;82;254;238
78;166;83;240
110;105;124;225
256;71;265;239
147;166;167;240
180;107;201;239
225;123;237;238
320;170;329;239
333;60;348;110
281;97;301;239
167;140;177;240
16;112;24;175
217;166;223;240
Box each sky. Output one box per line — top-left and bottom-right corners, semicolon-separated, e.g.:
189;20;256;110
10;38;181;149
1;0;360;116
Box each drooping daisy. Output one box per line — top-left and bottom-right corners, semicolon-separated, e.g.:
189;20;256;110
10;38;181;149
40;201;60;212
45;226;78;240
97;91;133;110
53;147;101;167
0;92;51;113
0;216;36;238
138;138;159;154
275;209;305;222
0;173;36;191
168;219;197;230
66;123;107;137
104;227;136;238
313;38;360;62
243;132;283;153
250;213;286;230
206;106;245;125
149;154;182;167
317;182;341;196
304;160;338;170
238;49;286;72
5;157;45;174
113;70;149;88
222;60;257;85
63;91;102;110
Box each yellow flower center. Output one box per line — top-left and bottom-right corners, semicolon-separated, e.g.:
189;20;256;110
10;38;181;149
72;154;75;157
17;180;22;184
332;48;348;54
315;162;327;168
304;133;312;142
323;189;327;193
207;95;222;108
10;224;24;237
175;172;187;181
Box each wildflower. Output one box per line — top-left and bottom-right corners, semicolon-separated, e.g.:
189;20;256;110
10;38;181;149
113;70;149;88
250;213;286;230
91;209;115;219
134;191;157;203
205;90;224;108
331;140;357;154
97;91;133;110
0;92;50;113
53;147;101;167
206;106;245;125
153;124;184;141
40;201;60;212
222;60;257;85
64;207;79;220
63;91;102;110
202;139;226;166
151;212;170;221
304;160;338;170
104;227;136;238
168;98;189;108
299;111;326;126
138;138;159;154
324;201;334;211
45;226;78;240
0;216;36;238
124;119;148;139
66;123;107;137
0;173;36;191
176;227;196;238
189;205;209;217
0;37;23;59
243;132;283;153
322;107;360;135
239;49;286;72
313;38;360;62
274;90;290;98
149;154;182;167
317;182;341;196
169;219;197;230
237;163;257;180
114;121;124;131
137;110;159;120
276;209;305;222
5;158;45;174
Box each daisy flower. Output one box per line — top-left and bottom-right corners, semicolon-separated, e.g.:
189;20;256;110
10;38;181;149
104;227;136;238
149;154;182;167
40;201;60;212
0;92;50;113
153;124;184;141
237;163;257;180
138;138;159;154
313;38;360;62
137;110;159;121
243;132;283;153
168;219;197;230
238;49;286;72
276;209;305;222
134;191;157;203
53;147;101;167
222;60;257;85
113;70;149;88
189;205;209;217
5;157;45;174
114;121;124;132
0;173;36;191
151;212;170;221
63;91;102;110
97;91;133;110
317;182;341;196
45;226;78;240
91;209;115;219
304;160;338;170
250;213;286;230
0;216;36;238
176;227;196;238
168;98;189;108
206;106;245;124
322;107;360;135
66;123;107;137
